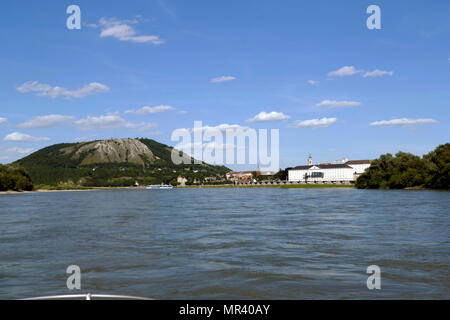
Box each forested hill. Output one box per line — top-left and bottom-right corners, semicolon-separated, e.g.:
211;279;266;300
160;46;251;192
14;138;230;187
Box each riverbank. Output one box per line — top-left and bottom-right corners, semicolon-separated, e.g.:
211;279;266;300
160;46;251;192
1;184;355;194
3;184;445;194
0;186;145;195
179;184;355;189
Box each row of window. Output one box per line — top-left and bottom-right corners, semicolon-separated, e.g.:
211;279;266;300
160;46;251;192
306;172;324;178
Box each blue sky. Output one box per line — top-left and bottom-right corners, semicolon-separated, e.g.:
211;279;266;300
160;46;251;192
0;0;449;169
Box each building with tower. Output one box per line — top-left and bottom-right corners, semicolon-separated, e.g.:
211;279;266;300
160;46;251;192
288;156;372;183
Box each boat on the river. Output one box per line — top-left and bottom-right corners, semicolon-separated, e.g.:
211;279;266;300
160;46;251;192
146;184;174;190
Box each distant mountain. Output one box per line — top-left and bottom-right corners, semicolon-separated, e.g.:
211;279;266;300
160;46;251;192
14;138;230;187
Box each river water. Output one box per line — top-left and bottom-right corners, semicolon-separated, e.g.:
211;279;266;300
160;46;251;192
0;188;449;299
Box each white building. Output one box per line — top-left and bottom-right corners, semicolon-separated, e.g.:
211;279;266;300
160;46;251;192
288;158;372;183
345;160;372;175
177;176;188;186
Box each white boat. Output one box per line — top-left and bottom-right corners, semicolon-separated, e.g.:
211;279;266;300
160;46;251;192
22;293;153;300
146;184;174;190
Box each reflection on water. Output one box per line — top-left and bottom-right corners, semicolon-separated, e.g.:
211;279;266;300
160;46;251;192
0;188;449;299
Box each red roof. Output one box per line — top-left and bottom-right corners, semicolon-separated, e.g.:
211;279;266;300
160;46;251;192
345;160;372;165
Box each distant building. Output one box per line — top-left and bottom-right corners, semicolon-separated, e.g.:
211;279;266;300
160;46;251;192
226;171;276;183
288;156;372;183
177;176;188;186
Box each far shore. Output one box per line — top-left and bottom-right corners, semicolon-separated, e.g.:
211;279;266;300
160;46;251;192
0;186;144;195
179;184;355;189
2;184;447;195
1;184;354;194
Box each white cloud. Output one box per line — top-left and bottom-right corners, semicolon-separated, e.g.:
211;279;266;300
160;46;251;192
196;124;250;132
74;114;157;131
96;18;164;44
328;66;362;77
328;66;394;78
74;114;135;130
0;117;7;125
363;69;394;78
370;118;438;127
316;100;361;108
211;76;236;83
72;135;97;142
307;80;318;85
139;123;159;131
177;123;250;134
17;81;109;99
5;147;35;155
246;111;290;123
4;132;50;142
290;118;337;128
125;105;175;115
17;114;74;129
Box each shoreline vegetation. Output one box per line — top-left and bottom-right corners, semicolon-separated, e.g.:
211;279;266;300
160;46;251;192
3;184;448;195
355;143;449;190
1;143;448;193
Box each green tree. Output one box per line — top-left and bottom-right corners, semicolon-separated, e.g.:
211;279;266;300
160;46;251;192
424;143;450;189
0;165;34;191
356;144;449;190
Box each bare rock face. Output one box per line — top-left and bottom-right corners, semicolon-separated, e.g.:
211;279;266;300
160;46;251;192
72;138;156;165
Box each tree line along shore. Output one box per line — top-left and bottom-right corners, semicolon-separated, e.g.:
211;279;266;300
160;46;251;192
1;143;448;192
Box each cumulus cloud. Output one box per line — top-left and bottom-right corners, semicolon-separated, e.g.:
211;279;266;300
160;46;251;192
307;80;318;85
370;118;438;127
176;123;250;135
95;17;164;44
0;117;7;125
328;66;394;78
4;132;50;142
74;114;157;131
125;105;175;115
17;81;109;99
246;111;290;123
363;69;394;78
290;118;337;128
316;100;361;108
17;114;74;129
328;66;362;77
194;124;250;133
211;76;236;83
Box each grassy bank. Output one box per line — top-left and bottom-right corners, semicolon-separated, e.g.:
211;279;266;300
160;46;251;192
35;184;94;191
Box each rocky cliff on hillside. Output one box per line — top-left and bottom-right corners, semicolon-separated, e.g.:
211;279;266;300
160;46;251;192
14;138;230;187
61;138;156;166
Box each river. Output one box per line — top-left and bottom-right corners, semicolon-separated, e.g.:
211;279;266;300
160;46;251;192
0;188;448;299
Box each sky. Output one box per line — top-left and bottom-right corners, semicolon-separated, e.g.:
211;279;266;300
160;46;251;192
0;0;449;170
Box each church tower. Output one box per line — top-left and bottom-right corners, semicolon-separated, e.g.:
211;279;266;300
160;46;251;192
307;154;313;166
